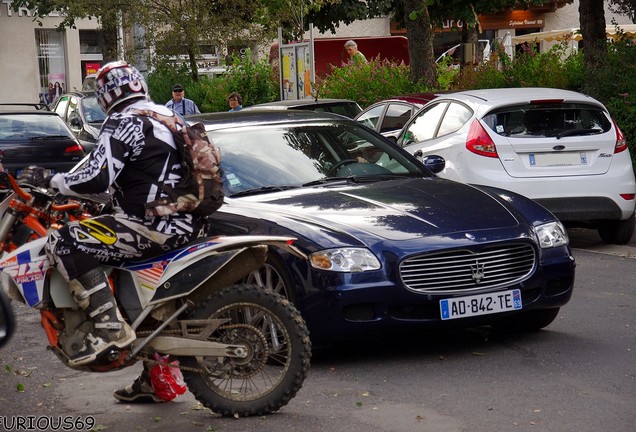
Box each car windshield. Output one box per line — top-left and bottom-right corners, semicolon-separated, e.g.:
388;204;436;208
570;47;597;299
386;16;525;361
81;96;107;123
482;102;611;138
0;114;75;140
208;121;429;197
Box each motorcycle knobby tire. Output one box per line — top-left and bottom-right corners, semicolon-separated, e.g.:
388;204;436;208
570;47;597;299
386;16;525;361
178;283;311;417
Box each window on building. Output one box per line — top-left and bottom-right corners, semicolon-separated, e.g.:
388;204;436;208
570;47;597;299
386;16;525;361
80;30;104;79
35;29;67;106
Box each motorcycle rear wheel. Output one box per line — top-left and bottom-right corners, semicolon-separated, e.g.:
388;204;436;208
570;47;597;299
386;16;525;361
178;284;311;417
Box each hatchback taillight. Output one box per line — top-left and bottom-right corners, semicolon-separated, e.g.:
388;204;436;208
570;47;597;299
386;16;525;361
612;119;627;154
64;144;85;156
466;120;498;158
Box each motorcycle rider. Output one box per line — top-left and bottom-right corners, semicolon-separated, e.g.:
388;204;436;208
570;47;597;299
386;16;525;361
18;62;205;380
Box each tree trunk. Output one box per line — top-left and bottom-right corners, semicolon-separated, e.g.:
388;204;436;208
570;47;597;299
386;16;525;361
188;47;199;82
404;0;436;87
579;0;607;98
579;0;607;68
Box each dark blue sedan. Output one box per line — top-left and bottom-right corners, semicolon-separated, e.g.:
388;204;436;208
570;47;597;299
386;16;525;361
191;110;575;344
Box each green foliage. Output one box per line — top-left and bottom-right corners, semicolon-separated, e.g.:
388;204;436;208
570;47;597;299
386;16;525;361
451;41;584;91
147;52;278;113
584;37;636;169
146;63;194;106
314;57;431;108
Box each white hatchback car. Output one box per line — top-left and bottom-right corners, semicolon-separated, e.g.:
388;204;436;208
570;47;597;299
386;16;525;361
396;87;636;244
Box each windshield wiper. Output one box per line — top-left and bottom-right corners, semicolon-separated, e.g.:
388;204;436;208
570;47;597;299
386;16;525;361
555;128;603;139
302;177;359;187
230;185;299;197
302;174;404;187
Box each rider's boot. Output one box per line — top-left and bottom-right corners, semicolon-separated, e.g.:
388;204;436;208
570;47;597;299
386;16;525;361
67;268;135;366
113;363;165;403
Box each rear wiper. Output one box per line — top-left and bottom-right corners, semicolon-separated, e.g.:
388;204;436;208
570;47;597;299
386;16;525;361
230;185;299;197
555;128;603;139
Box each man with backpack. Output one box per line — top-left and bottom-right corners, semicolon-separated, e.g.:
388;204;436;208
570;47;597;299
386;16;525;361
18;62;211;396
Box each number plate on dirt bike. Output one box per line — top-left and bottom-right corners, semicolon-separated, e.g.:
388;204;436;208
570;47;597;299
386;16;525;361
439;289;522;320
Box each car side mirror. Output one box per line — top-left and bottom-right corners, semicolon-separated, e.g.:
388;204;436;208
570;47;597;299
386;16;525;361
420;154;446;174
70;117;82;128
0;288;15;349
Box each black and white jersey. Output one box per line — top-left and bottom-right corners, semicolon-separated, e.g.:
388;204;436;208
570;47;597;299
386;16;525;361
50;99;201;236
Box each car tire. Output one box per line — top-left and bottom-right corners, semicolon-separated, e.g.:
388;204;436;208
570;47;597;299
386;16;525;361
598;213;635;245
491;308;560;333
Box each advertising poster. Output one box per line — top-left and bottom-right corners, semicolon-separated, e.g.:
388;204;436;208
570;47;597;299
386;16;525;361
280;46;297;100
46;73;66;105
85;62;101;76
279;43;313;100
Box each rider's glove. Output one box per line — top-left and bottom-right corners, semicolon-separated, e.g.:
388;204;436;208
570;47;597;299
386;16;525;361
16;166;52;188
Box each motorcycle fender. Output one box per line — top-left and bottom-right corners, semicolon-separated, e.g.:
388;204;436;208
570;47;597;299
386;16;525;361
148;248;243;305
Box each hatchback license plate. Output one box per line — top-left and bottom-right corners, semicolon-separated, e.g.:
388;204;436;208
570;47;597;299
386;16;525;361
440;289;522;320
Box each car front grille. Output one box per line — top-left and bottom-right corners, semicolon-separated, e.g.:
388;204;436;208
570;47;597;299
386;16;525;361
400;243;536;294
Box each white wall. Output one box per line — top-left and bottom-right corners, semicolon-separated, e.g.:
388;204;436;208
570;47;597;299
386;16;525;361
306;17;392;39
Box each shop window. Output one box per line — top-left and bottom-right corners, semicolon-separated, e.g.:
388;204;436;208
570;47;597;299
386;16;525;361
35;29;67;106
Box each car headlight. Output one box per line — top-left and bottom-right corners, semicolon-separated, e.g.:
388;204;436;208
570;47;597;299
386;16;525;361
309;248;381;272
534;221;569;248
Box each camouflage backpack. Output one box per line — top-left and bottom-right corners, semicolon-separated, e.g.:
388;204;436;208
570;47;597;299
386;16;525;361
131;109;224;217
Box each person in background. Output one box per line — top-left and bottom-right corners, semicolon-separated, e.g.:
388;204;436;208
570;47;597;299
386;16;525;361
227;92;242;111
165;84;201;116
47;82;55;105
344;40;367;65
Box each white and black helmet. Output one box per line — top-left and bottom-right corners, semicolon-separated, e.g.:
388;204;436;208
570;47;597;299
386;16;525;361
94;61;148;114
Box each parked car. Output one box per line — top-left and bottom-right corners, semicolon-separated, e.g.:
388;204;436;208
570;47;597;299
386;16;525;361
435;39;491;64
81;73;97;92
245;98;362;118
395;87;636;244
188;109;575;345
355;93;441;138
52;92;107;153
0;103;86;176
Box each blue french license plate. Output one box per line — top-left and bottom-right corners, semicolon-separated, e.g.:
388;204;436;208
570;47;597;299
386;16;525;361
440;289;522;320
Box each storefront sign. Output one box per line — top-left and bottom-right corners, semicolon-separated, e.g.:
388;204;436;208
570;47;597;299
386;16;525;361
85;63;101;75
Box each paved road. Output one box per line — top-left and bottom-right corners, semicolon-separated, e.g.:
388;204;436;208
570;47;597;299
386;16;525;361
0;227;634;432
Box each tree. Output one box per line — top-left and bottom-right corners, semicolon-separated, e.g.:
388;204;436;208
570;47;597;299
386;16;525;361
608;0;636;23
403;0;436;86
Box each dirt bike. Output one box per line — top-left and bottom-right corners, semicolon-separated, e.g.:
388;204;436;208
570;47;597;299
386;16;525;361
0;170;311;417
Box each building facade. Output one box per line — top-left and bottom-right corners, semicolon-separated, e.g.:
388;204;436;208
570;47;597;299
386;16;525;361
0;2;103;105
0;1;632;106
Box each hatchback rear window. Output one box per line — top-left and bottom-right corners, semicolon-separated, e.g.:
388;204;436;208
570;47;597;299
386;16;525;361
483;103;611;138
0;114;74;140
